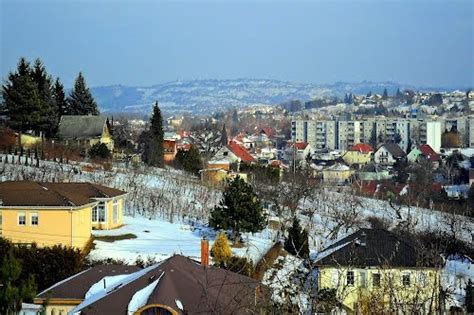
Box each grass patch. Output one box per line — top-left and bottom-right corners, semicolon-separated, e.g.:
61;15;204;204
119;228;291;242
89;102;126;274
94;233;137;243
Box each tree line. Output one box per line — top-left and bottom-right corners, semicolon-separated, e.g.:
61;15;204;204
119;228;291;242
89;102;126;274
1;57;99;140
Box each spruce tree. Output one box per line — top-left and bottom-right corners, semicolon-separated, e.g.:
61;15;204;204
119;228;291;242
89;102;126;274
382;88;388;100
284;216;309;259
210;176;266;242
1;59;42;134
221;124;228;146
143;101;164;167
53;78;70;118
68;72;99;115
31;58;57;136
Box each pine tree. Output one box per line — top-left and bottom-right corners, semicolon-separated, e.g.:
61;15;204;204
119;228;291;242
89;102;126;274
382;88;388;100
68;72;99;115
210;177;266;242
211;232;232;263
284;217;309;258
143;101;164;167
221;124;228;146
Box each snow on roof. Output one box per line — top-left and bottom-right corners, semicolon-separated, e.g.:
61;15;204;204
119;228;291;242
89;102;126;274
70;262;164;314
127;272;163;314
85;274;132;299
326;163;350;171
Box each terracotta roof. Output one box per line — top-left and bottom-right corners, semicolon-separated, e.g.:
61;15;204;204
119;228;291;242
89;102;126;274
349;143;374;153
419;144;440;162
315;229;440;268
36;265;140;301
228;141;255;163
0;181;126;207
71;255;263;315
287;142;308;150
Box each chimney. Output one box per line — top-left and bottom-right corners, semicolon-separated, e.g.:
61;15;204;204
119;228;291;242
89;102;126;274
201;238;209;266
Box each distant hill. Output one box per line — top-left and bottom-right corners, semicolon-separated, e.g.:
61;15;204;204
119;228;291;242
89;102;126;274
89;79;446;116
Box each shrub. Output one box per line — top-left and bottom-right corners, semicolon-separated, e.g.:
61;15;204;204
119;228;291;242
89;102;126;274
211;232;232;264
88;142;111;159
219;256;254;277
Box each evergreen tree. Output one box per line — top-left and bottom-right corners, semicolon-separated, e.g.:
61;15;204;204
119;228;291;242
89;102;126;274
0;251;36;315
382;88;388;100
232;109;239;123
1;58;42;135
395;88;403;99
284;217;309;258
211;232;232;263
344;93;349;104
143;101;164;167
348;93;353;104
53;78;70;117
31;59;57;136
68;72;99;115
210;177;266;242
221;124;228;146
174;145;202;175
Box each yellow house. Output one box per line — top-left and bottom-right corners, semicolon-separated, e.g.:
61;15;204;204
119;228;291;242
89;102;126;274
322;163;354;184
315;228;441;314
342;143;374;166
57;115;114;150
0;181;127;250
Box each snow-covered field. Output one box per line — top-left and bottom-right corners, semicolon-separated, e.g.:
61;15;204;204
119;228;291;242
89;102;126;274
90;216;275;265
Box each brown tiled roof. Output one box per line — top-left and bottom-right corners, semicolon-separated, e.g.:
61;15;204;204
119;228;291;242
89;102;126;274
314;228;440;268
73;255;263;315
36;265;140;301
0;181;126;207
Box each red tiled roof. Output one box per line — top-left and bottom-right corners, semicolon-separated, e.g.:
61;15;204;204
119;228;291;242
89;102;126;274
228;141;255;163
419;144;440;162
287;142;308;150
350;143;374;153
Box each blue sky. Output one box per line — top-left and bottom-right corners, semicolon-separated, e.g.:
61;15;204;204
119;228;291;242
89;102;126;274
1;0;472;88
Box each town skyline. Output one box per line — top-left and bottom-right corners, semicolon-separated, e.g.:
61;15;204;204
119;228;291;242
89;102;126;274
1;0;472;88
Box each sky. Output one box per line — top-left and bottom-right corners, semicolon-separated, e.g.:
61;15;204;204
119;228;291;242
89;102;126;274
1;0;473;88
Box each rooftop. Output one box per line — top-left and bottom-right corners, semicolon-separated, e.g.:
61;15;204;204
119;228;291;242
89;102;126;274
0;181;126;207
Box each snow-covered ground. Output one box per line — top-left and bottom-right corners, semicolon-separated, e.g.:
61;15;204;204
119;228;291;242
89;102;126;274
90;216;275;265
442;255;474;309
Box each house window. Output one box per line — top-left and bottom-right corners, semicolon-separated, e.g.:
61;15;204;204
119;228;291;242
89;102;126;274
418;272;427;286
97;202;106;222
372;273;381;287
347;271;355;286
223;151;228;156
92;206;98;223
31;213;39;226
402;274;411;287
360;271;367;288
112;200;118;224
18;213;26;226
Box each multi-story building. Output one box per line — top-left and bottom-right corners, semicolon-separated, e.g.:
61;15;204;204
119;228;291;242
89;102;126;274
292;115;473;153
291;119;336;151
